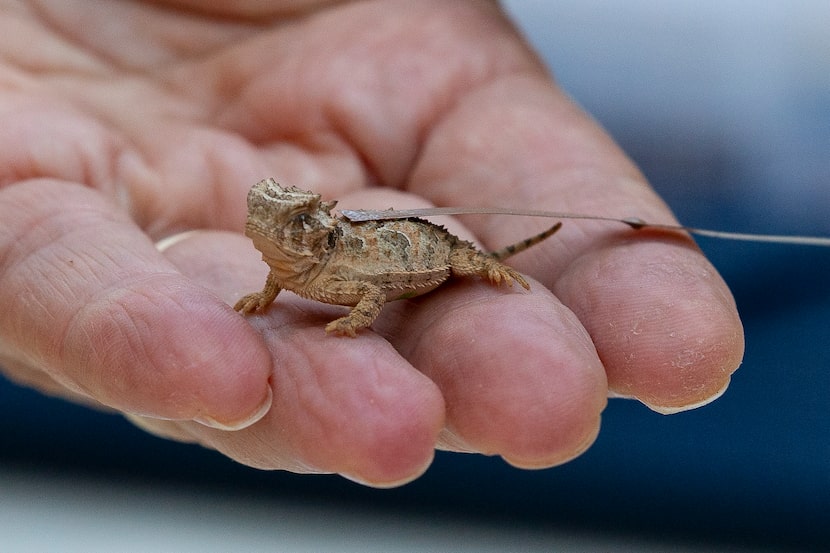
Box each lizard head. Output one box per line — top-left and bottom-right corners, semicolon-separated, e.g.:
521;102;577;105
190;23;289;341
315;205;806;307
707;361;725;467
243;178;338;274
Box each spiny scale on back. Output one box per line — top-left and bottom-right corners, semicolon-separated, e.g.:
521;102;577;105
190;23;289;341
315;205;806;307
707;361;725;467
234;178;560;336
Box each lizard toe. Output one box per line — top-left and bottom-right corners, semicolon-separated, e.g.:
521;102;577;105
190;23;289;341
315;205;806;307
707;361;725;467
325;317;360;337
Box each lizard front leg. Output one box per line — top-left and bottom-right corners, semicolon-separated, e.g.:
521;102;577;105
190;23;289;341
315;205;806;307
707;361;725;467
234;270;282;314
313;281;386;337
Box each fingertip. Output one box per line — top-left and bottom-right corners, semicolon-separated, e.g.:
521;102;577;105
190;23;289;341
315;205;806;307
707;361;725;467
501;415;602;470
474;350;607;468
63;274;274;427
617;357;737;414
324;361;446;487
638;376;732;414
250;329;447;486
342;450;436;489
558;239;745;412
194;384;273;430
179;300;276;430
337;387;442;487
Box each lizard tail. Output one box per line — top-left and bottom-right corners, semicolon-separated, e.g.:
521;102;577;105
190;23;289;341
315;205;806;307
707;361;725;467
489;222;562;261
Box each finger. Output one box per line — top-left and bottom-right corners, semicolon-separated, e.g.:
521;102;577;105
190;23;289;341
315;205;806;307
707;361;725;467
388;277;607;468
0;180;272;429
555;234;744;412
159;229;446;487
409;75;744;412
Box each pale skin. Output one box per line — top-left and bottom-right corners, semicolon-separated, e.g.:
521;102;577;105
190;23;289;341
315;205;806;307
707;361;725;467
0;0;743;487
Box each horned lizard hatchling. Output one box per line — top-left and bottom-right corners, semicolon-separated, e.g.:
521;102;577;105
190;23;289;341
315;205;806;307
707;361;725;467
234;178;561;336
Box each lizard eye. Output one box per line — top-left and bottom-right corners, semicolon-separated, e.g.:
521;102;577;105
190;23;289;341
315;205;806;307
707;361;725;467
292;213;310;226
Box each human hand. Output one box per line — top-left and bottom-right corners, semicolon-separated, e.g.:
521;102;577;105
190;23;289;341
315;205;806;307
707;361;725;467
0;0;743;487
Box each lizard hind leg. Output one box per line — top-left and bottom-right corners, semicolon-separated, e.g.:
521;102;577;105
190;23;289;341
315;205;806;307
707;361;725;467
449;247;531;290
448;223;561;291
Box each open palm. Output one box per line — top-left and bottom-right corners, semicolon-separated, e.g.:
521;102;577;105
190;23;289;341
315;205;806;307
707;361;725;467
0;0;743;486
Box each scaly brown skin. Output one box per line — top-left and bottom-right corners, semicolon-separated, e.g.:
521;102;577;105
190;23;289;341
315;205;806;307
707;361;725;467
234;179;560;336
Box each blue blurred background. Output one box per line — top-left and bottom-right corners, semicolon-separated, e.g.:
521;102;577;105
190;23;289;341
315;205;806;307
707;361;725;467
2;2;828;550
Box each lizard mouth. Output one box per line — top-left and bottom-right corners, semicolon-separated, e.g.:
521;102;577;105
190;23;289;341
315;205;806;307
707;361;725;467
244;219;332;269
245;221;301;257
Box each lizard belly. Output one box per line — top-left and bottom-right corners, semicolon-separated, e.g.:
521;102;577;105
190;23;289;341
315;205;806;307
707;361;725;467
381;268;450;300
316;265;450;305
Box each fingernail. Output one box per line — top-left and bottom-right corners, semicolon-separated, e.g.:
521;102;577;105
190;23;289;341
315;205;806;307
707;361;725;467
611;378;731;414
194;386;273;431
154;230;201;252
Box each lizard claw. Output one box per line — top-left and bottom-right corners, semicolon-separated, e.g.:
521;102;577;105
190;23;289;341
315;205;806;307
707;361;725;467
234;293;271;314
488;266;530;290
325;317;360;337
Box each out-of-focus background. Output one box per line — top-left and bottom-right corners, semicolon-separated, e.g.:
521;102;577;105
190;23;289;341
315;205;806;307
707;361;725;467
2;1;828;551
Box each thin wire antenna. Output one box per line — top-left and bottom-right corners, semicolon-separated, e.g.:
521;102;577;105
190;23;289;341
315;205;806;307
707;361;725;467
339;207;830;247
